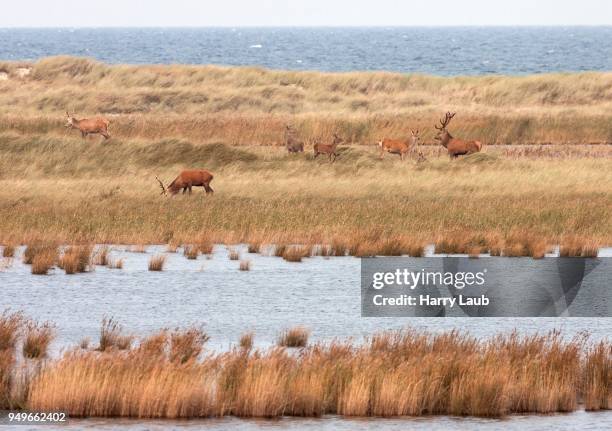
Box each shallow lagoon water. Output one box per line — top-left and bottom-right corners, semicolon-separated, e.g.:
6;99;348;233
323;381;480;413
1;245;610;352
1;245;611;429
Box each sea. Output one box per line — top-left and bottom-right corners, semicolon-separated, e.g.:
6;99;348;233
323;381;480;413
1;27;611;75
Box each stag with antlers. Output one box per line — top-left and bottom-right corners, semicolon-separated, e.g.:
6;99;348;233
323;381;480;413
156;170;214;196
434;112;482;158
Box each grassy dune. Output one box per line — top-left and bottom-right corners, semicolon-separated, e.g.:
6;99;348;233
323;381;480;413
1;313;610;418
1;56;612;144
0;57;611;246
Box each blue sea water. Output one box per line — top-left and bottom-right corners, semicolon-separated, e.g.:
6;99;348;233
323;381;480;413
1;27;611;75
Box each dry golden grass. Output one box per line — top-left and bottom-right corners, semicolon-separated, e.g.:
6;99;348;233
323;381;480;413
2;244;15;258
0;59;610;248
22;322;55;359
148;254;166;271
282;245;311;262
97;318;133;352
106;257;123;269
239;332;254;350
58;245;92;274
560;237;600;257
30;252;56;275
9;323;606;419
93;246;110;266
277;327;310;348
184;246;199;260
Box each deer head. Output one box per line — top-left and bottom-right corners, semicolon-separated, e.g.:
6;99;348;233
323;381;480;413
410;129;421;146
332;133;343;146
434;112;455;145
65;111;75;128
155;176;167;195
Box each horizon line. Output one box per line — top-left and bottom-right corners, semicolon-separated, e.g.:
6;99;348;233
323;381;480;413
2;24;612;29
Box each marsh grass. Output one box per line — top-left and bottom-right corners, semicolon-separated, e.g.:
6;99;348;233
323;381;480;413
148;255;166;271
184;246;199;260
239;260;251;271
281;245;311;262
228;248;240;261
93;246;109;266
22;322;55;359
58;246;92;274
106;257;123;269
98;318;133;351
277;327;310;348
239;332;254;350
2;244;15;258
30;248;58;275
17;324;608;419
560;237;600;257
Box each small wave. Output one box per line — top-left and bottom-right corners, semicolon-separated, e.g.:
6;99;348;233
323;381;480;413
249;44;263;49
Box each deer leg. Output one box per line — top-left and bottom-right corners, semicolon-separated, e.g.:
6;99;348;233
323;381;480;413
188;186;192;194
314;152;319;158
81;131;86;139
204;184;214;194
101;131;110;140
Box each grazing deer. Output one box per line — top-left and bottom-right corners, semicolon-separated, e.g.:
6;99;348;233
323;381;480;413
434;112;482;158
378;130;421;161
156;170;214;196
313;134;343;162
65;112;111;140
284;125;304;153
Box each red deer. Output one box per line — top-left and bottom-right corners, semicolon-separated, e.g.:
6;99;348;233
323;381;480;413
378;130;421;161
313;134;343;162
434;112;482;158
284;125;304;153
65;112;111;140
156;170;214;196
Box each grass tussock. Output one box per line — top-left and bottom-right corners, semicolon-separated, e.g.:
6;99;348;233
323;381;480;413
93;246;110;266
239;260;251;271
583;342;611;411
14;323;608;419
184;246;199;260
277;327;310;348
228;248;240;261
58;245;92;274
98;318;133;352
106;257;123;269
22;322;55;359
239;332;254;350
148;255;166;271
281;245;311;262
560;237;599;257
2;244;15;258
30;247;58;275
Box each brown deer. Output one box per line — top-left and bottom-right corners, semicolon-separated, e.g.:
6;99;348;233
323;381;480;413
434;112;482;158
156;170;214;196
313;134;343;162
284;125;304;153
378;130;421;161
65;112;111;140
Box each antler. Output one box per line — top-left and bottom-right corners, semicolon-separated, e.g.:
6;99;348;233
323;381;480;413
435;112;456;130
155;176;167;195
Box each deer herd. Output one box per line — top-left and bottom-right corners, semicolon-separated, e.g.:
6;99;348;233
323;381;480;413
64;111;482;197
